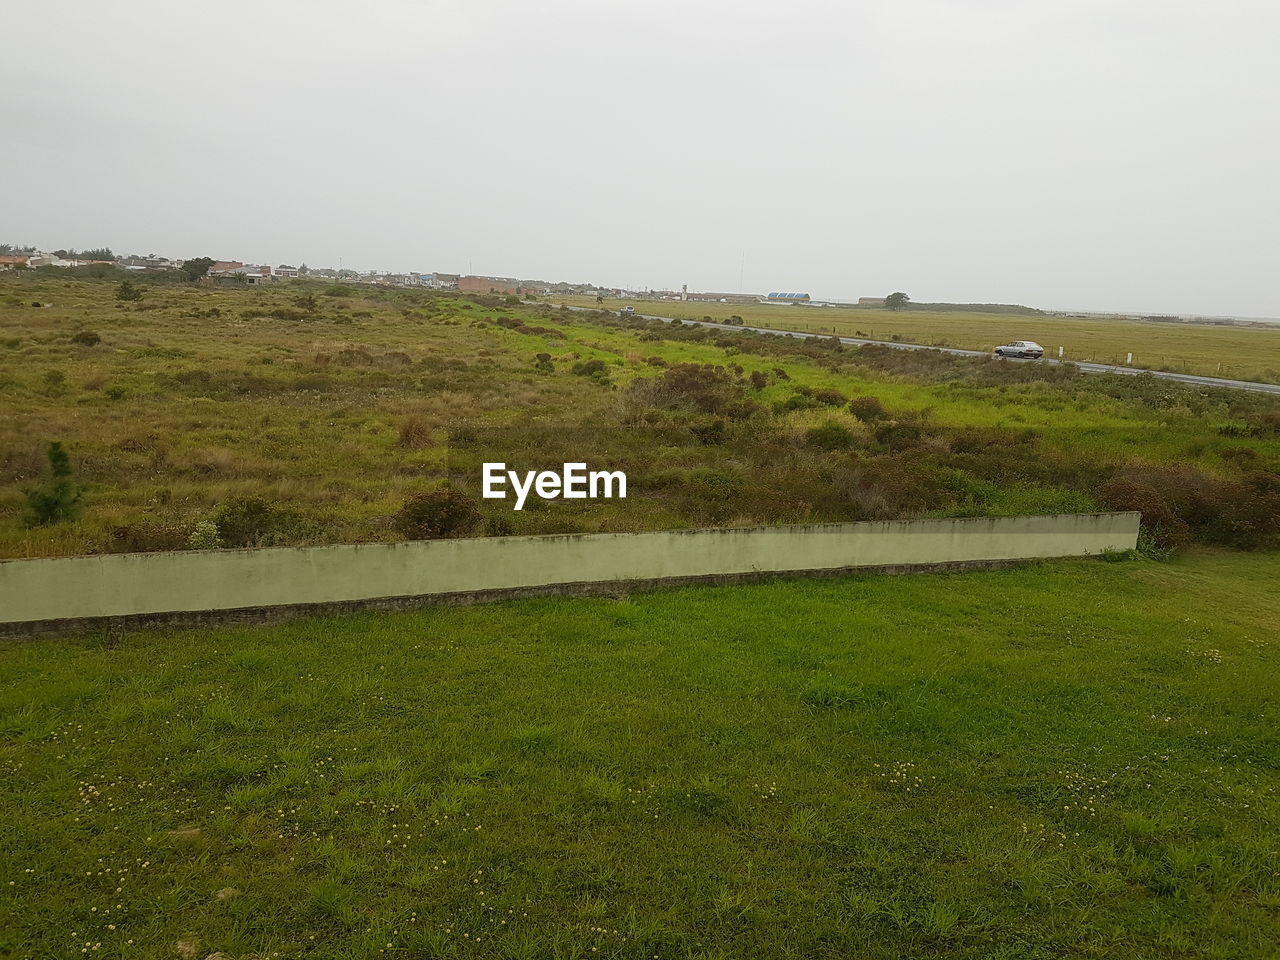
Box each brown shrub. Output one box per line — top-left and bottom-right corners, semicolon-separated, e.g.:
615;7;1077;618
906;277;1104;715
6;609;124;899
848;396;887;422
336;347;373;366
1099;465;1280;550
627;363;757;420
394;488;481;540
1098;475;1190;549
109;519;192;553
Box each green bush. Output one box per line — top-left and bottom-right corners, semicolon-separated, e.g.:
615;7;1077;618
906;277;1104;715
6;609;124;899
394;489;481;540
23;441;82;526
848;396;886;422
873;420;926;451
635;363;757;419
571;358;608;376
115;281;143;302
806;422;855;451
213;497;296;548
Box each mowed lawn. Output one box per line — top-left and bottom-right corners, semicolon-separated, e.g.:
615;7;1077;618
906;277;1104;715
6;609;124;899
2;552;1279;959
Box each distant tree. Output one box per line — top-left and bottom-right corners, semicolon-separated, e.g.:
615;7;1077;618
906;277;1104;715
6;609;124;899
885;291;910;311
81;247;115;261
180;257;214;282
53;249;70;258
115;281;143;302
595;295;604;304
23;441;82;526
0;243;37;255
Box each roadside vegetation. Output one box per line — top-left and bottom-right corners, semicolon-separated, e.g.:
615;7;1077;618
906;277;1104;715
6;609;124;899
1;274;1278;558
568;296;1280;383
2;550;1277;958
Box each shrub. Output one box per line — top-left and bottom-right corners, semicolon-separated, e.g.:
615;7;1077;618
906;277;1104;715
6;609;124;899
628;363;756;419
848;396;887;422
689;417;727;445
484;514;515;537
571;358;608;376
1098;475;1190;550
873;420;925;451
533;352;554;374
749;370;768;390
806;422;855;451
812;387;847;406
188;520;224;550
109;520;191;553
832;456;951;518
394;489;481;540
23;441;82;526
71;330;101;347
115;281;143;302
571;358;611;385
212;497;296;548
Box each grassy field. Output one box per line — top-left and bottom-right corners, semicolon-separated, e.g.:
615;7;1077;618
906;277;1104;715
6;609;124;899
2;274;1279;559
2;550;1278;958
564;296;1280;383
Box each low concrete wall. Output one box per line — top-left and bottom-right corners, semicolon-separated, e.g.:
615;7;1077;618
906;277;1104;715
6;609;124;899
0;513;1138;632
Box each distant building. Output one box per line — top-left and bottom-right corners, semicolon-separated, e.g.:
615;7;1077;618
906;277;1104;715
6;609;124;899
432;273;460;290
858;297;886;306
209;262;272;284
0;254;29;270
765;292;811;303
686;291;759;303
275;264;300;278
116;255;177;271
459;275;520;295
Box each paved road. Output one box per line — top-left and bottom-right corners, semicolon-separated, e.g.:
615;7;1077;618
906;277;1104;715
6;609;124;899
549;304;1280;396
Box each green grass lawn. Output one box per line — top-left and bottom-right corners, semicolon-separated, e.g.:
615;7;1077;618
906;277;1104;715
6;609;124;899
3;550;1278;958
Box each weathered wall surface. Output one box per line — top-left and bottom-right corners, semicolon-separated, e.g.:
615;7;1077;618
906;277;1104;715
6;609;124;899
0;513;1139;628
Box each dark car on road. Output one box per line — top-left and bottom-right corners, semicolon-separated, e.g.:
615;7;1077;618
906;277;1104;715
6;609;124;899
994;340;1044;359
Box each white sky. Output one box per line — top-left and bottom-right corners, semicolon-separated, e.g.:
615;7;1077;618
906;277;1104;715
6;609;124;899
4;0;1278;315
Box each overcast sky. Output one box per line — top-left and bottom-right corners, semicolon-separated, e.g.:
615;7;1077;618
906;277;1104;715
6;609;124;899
4;0;1278;315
